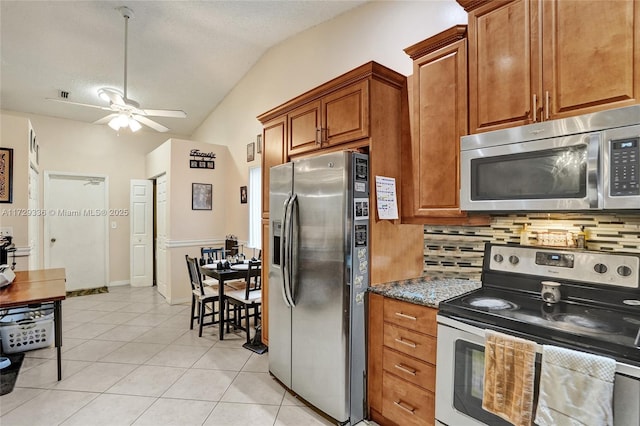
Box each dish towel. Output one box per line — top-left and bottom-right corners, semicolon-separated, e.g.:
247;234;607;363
483;330;536;426
535;345;616;426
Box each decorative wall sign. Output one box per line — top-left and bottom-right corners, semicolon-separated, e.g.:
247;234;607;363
192;183;212;210
0;147;13;203
240;186;248;204
247;142;255;162
256;134;262;154
190;149;215;169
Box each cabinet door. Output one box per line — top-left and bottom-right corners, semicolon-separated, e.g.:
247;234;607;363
260;219;270;345
322;79;369;146
468;0;540;134
261;116;286;216
287;100;321;157
542;0;640;119
412;39;470;218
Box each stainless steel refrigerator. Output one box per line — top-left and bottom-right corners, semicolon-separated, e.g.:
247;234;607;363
269;151;369;425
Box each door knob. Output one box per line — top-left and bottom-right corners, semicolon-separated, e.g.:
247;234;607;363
51;238;56;243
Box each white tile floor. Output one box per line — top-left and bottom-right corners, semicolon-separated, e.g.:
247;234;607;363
0;285;374;426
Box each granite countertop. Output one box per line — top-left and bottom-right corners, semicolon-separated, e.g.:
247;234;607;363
369;276;482;308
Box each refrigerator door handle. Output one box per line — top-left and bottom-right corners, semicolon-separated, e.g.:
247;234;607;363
289;194;299;305
281;194;293;308
284;193;297;307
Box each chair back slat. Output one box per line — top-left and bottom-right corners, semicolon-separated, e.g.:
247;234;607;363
245;261;261;300
186;255;206;296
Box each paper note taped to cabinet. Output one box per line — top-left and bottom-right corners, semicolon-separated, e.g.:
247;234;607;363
375;176;399;220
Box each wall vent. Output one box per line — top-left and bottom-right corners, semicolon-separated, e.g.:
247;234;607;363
59;90;70;99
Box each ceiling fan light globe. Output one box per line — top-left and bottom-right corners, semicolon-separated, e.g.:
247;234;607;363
116;113;129;128
108;117;122;131
128;117;142;132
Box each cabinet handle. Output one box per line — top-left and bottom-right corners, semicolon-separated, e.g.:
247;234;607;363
395;337;417;348
394;363;417;376
545;90;550;120
395;312;417;321
321;127;327;144
315;127;321;145
394;400;416;415
532;94;537;122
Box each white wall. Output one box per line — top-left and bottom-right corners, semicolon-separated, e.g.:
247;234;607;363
0;110;183;281
146;138;232;304
191;0;467;241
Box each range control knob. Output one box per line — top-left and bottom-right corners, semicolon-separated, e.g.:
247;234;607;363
509;255;519;265
617;265;633;277
493;254;504;263
594;263;608;274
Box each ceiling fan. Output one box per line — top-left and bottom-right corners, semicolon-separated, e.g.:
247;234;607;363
47;6;186;133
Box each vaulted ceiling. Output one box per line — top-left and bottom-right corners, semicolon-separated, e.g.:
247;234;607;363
0;1;367;135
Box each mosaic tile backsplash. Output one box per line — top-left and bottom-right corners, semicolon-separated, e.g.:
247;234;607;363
423;213;640;281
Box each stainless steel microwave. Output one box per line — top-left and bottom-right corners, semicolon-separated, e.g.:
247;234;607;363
460;105;640;211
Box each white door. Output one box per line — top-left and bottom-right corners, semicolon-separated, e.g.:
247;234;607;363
44;172;108;291
130;179;153;287
155;174;168;297
28;165;39;269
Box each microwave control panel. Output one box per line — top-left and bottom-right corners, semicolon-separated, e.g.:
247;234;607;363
610;136;639;196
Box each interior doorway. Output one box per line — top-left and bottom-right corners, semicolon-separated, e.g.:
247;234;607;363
44;172;108;291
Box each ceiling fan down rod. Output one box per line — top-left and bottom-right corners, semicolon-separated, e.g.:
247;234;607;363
118;6;134;101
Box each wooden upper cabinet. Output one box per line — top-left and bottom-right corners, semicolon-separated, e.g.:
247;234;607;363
322;80;369;146
468;0;538;133
260;115;286;216
288;100;321;157
542;0;640;119
287;80;369;157
403;26;490;225
466;0;640;134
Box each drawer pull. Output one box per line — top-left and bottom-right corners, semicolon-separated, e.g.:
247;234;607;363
395;312;417;321
394;400;416;415
395;337;417;348
394;363;417;376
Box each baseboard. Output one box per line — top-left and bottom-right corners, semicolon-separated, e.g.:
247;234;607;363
108;280;130;287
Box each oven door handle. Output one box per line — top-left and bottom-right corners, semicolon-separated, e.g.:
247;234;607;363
586;133;601;209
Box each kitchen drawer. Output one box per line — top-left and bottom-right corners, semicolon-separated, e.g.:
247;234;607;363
382;347;435;392
382;371;435;426
383;298;437;336
383;323;436;364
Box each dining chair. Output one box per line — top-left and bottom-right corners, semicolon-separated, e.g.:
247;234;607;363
225;261;262;344
186;254;220;337
200;247;225;286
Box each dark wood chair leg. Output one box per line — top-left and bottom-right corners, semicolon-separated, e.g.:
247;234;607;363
198;302;205;337
190;294;196;330
245;304;251;344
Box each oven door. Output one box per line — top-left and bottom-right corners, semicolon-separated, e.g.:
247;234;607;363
435;319;517;426
436;316;640;426
460;133;601;211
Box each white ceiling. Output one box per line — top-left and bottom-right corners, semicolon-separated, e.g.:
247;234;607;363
0;1;367;136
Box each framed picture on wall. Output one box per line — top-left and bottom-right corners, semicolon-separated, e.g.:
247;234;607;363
247;142;255;162
192;183;212;210
256;134;262;154
0;147;13;203
240;186;248;204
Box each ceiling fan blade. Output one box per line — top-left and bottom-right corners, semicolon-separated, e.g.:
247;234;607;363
93;113;118;125
46;98;112;111
142;109;187;118
134;115;169;132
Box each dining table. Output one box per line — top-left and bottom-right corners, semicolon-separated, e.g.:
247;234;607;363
200;262;261;340
0;268;66;380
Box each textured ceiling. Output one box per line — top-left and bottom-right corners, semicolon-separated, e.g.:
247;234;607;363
0;1;367;136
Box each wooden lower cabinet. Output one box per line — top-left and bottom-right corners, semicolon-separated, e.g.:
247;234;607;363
368;292;438;426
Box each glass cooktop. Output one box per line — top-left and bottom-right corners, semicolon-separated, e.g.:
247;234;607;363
439;287;640;365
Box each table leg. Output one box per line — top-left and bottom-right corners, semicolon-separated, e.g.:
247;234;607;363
53;300;63;381
219;277;225;340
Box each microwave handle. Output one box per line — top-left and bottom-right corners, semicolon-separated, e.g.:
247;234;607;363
586;134;601;209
